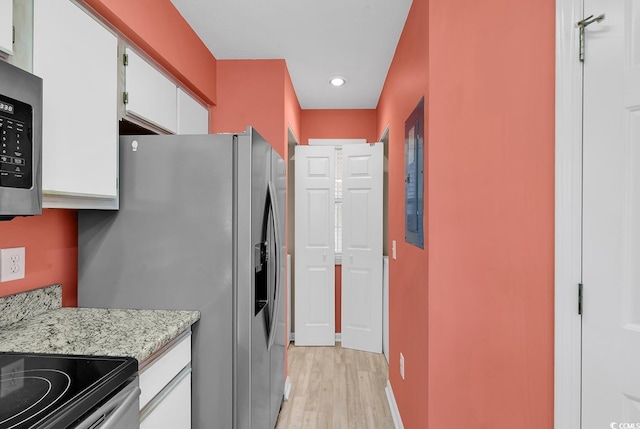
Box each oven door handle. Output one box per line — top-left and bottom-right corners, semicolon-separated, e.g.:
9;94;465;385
74;382;141;429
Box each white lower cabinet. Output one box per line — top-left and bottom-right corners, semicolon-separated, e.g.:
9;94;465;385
139;331;192;429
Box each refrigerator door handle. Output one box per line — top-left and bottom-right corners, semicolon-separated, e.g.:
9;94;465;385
267;180;282;351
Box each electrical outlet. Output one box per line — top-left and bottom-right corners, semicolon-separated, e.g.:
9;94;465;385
1;358;24;398
400;352;405;380
0;247;25;282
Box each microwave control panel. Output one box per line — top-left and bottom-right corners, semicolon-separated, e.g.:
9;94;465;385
0;94;32;189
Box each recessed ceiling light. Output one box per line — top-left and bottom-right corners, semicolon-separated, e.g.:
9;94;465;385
329;77;347;87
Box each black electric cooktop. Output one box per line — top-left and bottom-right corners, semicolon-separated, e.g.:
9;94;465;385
0;352;137;429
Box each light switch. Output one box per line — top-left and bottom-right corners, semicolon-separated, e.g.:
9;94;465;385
392;240;397;260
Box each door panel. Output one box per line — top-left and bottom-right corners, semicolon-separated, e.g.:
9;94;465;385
307;267;331;323
295;146;335;346
341;143;383;353
345;268;371;329
349;190;371;246
582;0;640;426
308;190;331;245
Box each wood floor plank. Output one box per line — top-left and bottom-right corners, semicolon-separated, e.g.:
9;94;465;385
281;395;307;429
331;350;348;428
276;343;394;429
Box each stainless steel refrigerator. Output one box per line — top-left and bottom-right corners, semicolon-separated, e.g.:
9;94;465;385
77;127;286;429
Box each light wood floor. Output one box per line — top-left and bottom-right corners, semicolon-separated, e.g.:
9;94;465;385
276;344;394;429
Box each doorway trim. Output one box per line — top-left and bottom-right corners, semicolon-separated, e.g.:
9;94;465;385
379;124;390;363
555;0;583;427
287;125;299;343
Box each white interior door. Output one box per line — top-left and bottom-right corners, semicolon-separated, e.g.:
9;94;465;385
341;143;383;353
294;146;335;346
582;0;640;426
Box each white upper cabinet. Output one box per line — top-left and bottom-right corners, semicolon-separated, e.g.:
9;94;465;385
0;0;13;56
34;0;119;207
124;48;177;134
177;88;208;135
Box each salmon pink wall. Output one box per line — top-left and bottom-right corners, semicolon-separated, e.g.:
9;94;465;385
377;0;555;427
212;60;289;158
300;109;377;144
82;0;217;105
0;210;78;307
335;266;342;333
375;0;429;424
426;0;555;427
284;67;301;145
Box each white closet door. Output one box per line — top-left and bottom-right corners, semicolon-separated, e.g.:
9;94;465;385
582;0;640;427
294;145;335;346
341;143;383;353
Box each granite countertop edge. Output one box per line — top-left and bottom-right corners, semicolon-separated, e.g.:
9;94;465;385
0;307;201;364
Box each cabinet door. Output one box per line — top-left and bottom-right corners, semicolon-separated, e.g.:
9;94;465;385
139;333;192;429
125;48;177;133
34;0;118;201
0;0;13;56
177;88;208;134
139;333;191;409
140;371;191;429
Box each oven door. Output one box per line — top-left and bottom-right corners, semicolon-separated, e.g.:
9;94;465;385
73;378;140;429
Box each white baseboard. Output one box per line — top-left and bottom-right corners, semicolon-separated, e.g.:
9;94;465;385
385;380;404;429
284;376;292;401
288;333;342;344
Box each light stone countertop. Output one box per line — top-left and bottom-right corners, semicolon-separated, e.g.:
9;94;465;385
0;307;200;363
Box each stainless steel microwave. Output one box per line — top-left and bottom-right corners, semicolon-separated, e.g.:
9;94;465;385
0;60;42;220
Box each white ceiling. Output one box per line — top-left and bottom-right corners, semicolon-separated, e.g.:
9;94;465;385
169;0;413;109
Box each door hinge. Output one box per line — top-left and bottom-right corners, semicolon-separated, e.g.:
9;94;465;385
578;283;583;315
123;92;129;105
576;14;605;62
12;26;15;44
123;53;128;66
